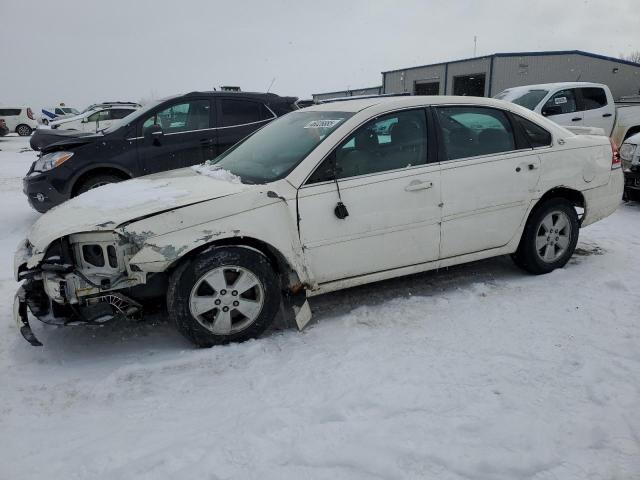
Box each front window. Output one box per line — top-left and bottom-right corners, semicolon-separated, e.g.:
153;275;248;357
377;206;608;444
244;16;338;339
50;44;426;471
541;89;578;116
494;89;549;110
142;100;211;134
307;109;428;183
211;111;353;183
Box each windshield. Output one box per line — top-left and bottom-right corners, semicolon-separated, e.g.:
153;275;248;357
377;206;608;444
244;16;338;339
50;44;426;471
211;110;354;183
494;88;549;110
62;108;78;114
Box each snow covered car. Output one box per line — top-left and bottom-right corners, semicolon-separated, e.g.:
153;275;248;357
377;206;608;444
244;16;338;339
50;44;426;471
14;96;623;347
620;131;640;200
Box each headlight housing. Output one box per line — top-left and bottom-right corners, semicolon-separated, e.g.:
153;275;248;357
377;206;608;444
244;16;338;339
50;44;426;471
34;151;74;172
619;143;636;161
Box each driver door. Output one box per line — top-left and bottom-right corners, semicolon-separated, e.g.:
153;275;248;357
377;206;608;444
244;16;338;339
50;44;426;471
137;99;216;175
541;89;583;127
297;108;442;284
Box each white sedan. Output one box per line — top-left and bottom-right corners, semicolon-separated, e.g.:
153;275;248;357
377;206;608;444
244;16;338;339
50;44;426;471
14;96;623;347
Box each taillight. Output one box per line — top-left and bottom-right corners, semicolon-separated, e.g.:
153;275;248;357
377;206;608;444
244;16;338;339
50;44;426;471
27;108;34;120
610;138;621;169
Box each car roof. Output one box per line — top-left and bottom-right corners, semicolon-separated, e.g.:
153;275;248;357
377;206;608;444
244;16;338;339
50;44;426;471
303;95;523;113
182;91;296;102
499;81;604;92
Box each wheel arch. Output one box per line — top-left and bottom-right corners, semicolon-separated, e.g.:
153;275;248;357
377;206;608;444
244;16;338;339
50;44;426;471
71;166;132;197
164;235;306;292
533;186;585;223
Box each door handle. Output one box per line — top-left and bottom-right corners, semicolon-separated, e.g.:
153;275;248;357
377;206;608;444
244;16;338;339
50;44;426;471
571;117;581;122
405;180;433;191
516;163;538;172
602;113;612;118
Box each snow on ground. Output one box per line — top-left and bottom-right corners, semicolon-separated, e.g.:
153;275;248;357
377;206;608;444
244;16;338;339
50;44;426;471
0;135;639;479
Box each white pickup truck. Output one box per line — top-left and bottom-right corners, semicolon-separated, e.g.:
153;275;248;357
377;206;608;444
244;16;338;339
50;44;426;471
494;82;640;145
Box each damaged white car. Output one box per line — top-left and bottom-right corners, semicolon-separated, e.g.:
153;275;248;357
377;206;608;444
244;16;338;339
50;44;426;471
14;96;623;347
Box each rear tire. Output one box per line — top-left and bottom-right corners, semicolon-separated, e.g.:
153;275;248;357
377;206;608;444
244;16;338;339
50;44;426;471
167;246;281;347
16;124;32;136
511;198;579;275
74;173;124;196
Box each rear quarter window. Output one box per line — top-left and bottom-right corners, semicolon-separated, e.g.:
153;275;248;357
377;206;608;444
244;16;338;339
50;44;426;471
0;109;21;116
513;115;552;148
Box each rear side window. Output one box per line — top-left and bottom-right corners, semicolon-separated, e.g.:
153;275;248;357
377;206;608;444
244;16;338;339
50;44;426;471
435;106;516;160
513;115;552;148
0;109;21;116
220;99;272;126
87;110;111;122
541;89;578;116
110;109;134;120
579;88;607;111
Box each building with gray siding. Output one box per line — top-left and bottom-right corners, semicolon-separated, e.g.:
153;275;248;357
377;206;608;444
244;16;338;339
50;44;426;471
382;51;640;100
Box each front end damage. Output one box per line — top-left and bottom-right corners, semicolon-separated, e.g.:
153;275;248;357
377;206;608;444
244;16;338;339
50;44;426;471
14;232;148;346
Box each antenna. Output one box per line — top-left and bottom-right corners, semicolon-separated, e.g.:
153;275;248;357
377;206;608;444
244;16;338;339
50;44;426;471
473;36;478;57
266;77;276;93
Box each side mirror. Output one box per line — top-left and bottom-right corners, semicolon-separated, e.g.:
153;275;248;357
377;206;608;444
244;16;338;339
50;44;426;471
541;106;561;117
144;124;163;143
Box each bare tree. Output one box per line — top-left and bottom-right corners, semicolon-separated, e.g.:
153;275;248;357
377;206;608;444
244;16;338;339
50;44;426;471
620;51;640;63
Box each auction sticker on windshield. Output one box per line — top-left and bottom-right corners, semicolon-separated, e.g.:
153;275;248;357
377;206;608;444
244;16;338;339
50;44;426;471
304;119;343;129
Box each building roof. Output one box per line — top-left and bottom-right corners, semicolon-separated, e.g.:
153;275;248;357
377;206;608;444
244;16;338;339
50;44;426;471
311;86;382;97
382;50;640;74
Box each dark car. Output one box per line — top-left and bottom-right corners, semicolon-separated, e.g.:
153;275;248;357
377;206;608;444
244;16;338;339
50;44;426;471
23;91;298;212
0;119;8;137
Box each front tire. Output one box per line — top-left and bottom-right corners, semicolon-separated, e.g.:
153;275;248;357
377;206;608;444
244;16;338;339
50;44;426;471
512;198;579;275
16;124;32;136
74;173;124;196
168;246;281;347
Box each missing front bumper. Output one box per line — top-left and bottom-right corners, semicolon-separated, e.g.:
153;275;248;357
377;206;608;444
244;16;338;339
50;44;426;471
14;287;42;347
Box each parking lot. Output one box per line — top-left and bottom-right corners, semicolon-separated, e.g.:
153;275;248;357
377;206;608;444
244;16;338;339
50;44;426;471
1;133;639;478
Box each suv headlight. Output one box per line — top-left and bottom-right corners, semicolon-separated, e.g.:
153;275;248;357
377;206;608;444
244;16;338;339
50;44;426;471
620;143;636;162
34;151;74;172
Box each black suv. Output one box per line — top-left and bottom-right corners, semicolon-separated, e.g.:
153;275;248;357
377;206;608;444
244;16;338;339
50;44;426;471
24;91;298;212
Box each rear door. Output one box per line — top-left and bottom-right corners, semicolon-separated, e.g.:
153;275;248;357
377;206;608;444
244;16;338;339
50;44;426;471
435;105;542;258
215;98;276;155
540;89;583;127
577;87;615;134
137;99;215;175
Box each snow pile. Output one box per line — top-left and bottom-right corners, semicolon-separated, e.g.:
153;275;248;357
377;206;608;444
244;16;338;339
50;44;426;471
192;161;242;183
68;178;190;211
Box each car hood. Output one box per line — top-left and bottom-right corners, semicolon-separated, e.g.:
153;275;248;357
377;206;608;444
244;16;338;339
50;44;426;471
26;167;252;257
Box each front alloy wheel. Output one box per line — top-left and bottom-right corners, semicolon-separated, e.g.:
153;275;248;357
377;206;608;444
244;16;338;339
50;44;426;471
189;266;265;335
168;246;281;347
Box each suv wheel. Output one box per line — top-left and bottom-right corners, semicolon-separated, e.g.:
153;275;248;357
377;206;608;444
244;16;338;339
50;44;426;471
512;198;579;275
168;246;281;347
16;124;32;136
75;174;124;196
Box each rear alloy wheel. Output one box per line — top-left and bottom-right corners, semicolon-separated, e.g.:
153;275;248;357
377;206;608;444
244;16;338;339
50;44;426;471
75;174;124;196
512;198;579;274
168;246;281;347
16;124;32;136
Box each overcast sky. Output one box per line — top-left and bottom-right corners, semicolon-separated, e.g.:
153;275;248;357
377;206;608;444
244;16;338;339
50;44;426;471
1;0;638;108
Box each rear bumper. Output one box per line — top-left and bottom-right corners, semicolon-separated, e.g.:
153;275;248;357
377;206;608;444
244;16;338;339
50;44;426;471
582;169;624;227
